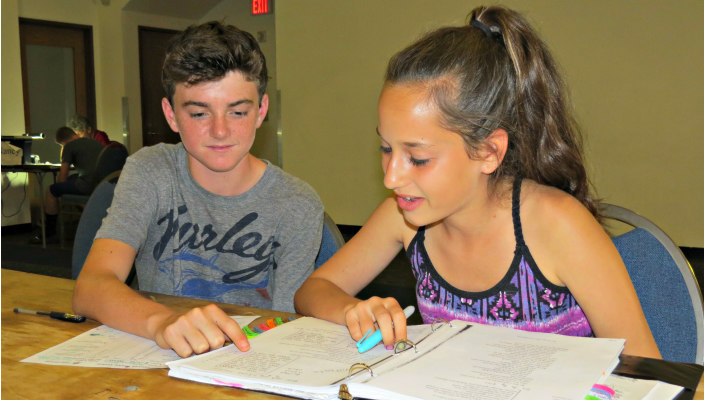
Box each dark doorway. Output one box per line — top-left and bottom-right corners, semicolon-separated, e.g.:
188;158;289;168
19;18;96;163
138;26;180;147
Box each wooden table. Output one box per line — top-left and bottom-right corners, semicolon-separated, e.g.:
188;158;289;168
1;269;295;399
2;269;703;399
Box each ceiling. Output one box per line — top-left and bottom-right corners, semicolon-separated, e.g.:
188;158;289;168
122;0;224;20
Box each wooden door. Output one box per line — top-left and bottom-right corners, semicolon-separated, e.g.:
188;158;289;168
138;27;180;147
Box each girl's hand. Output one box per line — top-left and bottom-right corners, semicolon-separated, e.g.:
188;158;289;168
343;297;407;349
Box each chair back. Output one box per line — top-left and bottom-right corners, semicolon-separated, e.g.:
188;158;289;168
90;143;127;191
71;177;137;287
72;181;116;279
602;203;704;364
315;212;345;269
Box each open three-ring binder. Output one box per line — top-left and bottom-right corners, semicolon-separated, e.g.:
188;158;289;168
167;316;624;400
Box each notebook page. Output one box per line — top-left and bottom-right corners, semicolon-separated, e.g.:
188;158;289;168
167;316;434;399
353;321;624;400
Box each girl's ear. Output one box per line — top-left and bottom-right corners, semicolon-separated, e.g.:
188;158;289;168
480;128;508;174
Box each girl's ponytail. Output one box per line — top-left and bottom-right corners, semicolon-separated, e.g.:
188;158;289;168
473;6;597;216
385;5;599;217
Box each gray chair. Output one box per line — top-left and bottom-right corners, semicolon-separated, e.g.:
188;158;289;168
71;180;116;279
315;212;345;269
59;143;128;246
71;177;138;288
601;203;704;364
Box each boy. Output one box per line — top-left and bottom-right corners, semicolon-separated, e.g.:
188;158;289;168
31;126;103;244
73;22;323;358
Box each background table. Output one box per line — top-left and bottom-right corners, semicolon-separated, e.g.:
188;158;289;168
2;269;702;399
1;164;61;247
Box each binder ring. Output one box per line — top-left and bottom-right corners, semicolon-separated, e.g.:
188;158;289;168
431;318;452;331
393;339;417;354
337;383;353;400
347;362;374;378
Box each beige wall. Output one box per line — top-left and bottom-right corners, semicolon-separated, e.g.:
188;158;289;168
1;0;25;135
276;0;704;247
2;0;702;246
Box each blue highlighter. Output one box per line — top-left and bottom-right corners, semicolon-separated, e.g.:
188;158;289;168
356;305;415;353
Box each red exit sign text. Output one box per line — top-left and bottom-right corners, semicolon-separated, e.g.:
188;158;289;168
252;0;270;15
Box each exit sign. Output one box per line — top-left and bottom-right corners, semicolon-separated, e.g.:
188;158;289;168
252;0;271;15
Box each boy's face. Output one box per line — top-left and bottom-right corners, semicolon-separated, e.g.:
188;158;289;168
161;71;268;179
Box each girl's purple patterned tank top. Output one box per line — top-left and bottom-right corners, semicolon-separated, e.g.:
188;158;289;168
406;178;594;337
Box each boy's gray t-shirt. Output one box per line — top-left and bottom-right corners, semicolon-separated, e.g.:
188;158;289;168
96;143;323;312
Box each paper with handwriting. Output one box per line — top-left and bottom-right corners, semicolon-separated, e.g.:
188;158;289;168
21;315;258;369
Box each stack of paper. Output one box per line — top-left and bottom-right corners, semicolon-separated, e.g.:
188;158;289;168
167;317;625;400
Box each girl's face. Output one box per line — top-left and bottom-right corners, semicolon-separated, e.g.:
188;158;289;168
377;83;493;227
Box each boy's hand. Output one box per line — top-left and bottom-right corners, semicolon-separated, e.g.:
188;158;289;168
152;304;249;357
344;296;407;350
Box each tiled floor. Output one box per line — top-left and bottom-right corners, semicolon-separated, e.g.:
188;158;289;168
1;224;74;279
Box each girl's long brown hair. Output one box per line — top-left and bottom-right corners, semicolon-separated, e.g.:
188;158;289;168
385;5;599;217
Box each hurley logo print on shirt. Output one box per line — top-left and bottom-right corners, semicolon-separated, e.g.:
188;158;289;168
154;206;280;301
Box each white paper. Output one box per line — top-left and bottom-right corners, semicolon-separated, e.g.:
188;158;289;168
1;141;23;165
168;317;435;399
351;323;624;400
168;318;625;400
22;315;259;369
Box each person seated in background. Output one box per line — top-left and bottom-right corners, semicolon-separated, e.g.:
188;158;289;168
68;114;110;146
31;126;104;244
72;21;324;358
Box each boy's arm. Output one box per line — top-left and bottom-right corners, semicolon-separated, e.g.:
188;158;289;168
57;162;71;182
72;238;249;357
57;143;72;182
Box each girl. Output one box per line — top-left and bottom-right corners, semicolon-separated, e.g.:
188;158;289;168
294;5;660;358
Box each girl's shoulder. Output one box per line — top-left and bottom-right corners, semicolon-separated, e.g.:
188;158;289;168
520;180;593;228
519;180;599;245
519;180;607;284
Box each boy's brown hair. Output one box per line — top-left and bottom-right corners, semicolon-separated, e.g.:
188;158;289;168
162;21;268;105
